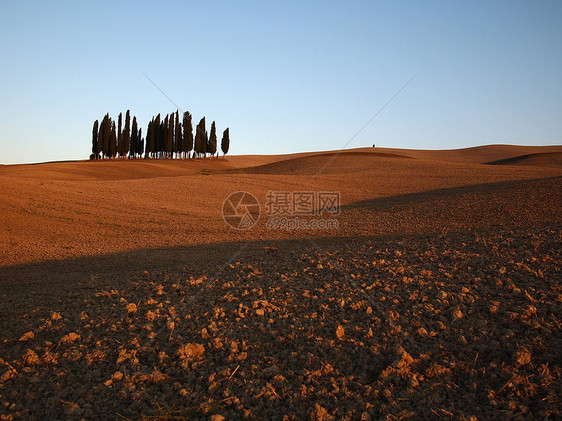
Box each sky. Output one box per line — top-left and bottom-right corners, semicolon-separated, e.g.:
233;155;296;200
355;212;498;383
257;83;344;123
0;1;561;164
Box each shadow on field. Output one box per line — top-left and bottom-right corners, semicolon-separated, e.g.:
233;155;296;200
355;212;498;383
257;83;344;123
1;176;560;293
340;176;562;212
1;175;560;334
0;234;393;335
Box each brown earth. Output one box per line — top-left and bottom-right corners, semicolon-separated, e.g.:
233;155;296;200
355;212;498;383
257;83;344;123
0;145;561;420
485;152;562;167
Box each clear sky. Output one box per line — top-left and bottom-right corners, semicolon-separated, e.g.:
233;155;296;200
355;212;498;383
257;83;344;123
1;1;561;164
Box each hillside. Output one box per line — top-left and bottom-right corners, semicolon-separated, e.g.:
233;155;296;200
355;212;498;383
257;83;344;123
486;151;562;167
0;144;560;420
1;144;560;268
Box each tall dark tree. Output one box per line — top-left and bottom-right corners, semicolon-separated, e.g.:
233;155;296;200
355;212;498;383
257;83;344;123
123;110;131;158
183;111;193;159
145;119;153;159
204;126;208;157
96;125;103;158
175;110;182;158
194;125;200;157
130;116;138;158
198;117;207;157
221;128;230;156
109;120;117;159
193;124;201;157
96;117;103;158
171;111;177;158
159;116;165;158
101;113;110;159
209;121;217;157
166;113;174;158
138;128;143;158
99;115;105;159
117;112;123;158
194;117;202;157
154;114;161;158
91;120;99;159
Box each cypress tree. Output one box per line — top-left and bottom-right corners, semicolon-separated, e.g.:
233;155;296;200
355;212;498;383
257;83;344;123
123;110;131;159
92;120;99;159
130;116;138;158
102;113;110;159
209;121;217;157
109;120;117;159
162;114;168;156
183;112;193;159
194;123;201;158
175;110;182;158
99;115;104;159
159;116;165;158
172;113;176;158
154;114;161;158
204;130;208;158
145;120;152;159
166;113;174;158
117;112;123;158
137;128;144;158
96;119;103;158
152;122;155;158
138;128;143;158
221;128;230;156
199;117;206;157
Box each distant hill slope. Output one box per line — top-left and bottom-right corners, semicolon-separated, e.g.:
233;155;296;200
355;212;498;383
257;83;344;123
234;145;562;175
485;152;562;167
349;144;562;164
242;152;412;175
1;144;561;181
229;144;562;171
1;144;561;267
0;159;235;181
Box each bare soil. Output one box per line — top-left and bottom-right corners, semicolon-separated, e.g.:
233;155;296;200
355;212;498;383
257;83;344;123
0;145;561;420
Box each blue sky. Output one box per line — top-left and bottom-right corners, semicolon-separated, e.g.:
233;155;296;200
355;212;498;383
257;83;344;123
1;1;560;164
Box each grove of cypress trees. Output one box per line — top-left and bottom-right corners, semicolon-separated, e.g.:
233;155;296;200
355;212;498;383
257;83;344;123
91;110;228;160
